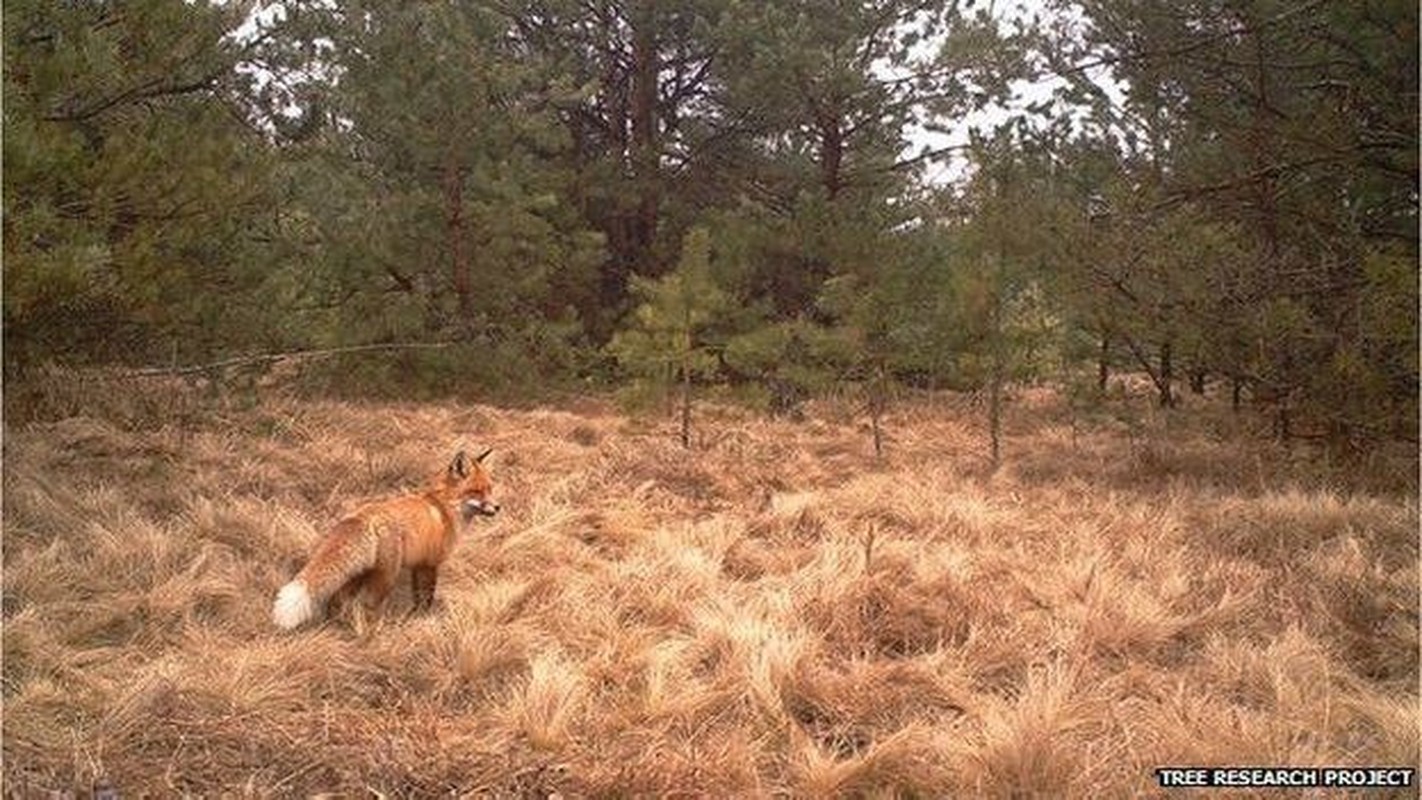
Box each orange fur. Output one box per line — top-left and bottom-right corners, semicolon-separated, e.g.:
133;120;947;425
272;449;499;631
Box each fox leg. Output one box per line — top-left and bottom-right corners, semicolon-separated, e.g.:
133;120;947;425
354;565;398;638
339;575;375;637
327;580;361;626
410;566;438;614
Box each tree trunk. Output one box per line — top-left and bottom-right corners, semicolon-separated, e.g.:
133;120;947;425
988;290;1004;470
1097;330;1110;392
630;1;659;271
443;156;470;320
679;362;691;449
1275;348;1295;441
1189;368;1206;395
869;358;886;459
1157;339;1175;408
592;32;633;336
819;114;844;201
1120;331;1173;409
988;360;1003;471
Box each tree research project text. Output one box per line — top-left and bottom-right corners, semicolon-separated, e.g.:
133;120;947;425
1156;767;1415;789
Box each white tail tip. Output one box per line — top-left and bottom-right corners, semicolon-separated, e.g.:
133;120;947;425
272;581;316;630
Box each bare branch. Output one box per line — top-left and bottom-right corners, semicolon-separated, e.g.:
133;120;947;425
120;342;467;378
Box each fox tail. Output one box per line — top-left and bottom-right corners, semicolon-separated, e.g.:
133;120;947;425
272;519;379;630
272;581;318;629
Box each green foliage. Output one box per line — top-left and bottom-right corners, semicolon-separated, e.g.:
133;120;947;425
3;0;279;373
1317;249;1420;439
1045;0;1418;439
951;276;1063;386
607;226;731;411
278;0;604;349
297;337;585;405
2;0;1412;447
723;317;851;414
1358;250;1420;376
723;318;849;386
943;137;1075;387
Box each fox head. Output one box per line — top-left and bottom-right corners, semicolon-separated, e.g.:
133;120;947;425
442;448;500;522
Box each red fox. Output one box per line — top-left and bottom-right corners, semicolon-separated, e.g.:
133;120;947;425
272;448;499;631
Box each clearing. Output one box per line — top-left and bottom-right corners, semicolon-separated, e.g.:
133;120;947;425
3;385;1417;796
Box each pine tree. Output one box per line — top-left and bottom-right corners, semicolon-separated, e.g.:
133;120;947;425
3;0;279;374
1044;0;1418;443
947;134;1072;469
607;226;730;447
248;0;606;393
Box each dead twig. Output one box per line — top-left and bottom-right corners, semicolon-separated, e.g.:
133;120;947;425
119;342;465;379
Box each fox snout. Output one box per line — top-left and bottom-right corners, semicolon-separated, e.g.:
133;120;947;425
446;449;499;522
461;498;500;520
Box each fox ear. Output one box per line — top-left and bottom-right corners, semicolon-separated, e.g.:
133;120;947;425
449;450;470;479
476;447;493;464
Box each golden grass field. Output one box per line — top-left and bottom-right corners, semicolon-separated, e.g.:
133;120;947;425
3;378;1418;797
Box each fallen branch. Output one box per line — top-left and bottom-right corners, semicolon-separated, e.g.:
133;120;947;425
121;342;463;378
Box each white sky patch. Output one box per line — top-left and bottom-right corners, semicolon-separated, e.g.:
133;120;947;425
228;1;288;44
900;0;1126;187
224;1;340;124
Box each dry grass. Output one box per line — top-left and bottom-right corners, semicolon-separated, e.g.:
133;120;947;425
3;382;1417;797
